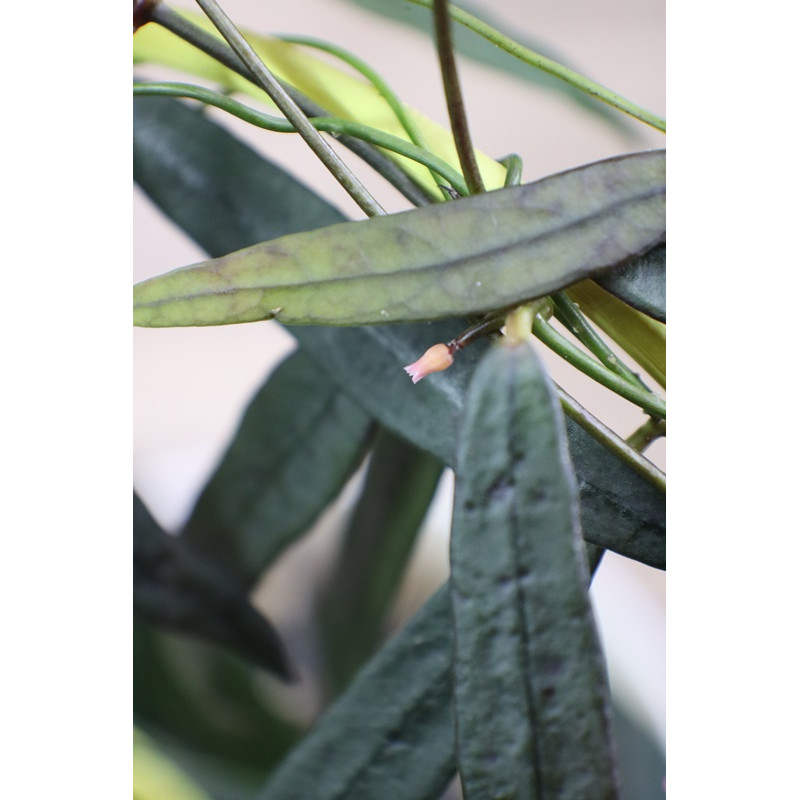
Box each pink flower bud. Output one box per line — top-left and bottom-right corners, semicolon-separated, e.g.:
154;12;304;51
403;343;454;384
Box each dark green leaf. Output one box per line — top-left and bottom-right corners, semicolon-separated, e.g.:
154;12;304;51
596;243;666;322
257;585;455;800
133;96;664;570
134;617;301;784
134;150;665;327
335;0;633;135
451;340;620;799
182;349;374;586
316;429;443;697
133;95;346;246
134;492;292;679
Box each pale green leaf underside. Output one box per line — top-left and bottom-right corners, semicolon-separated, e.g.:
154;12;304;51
134;151;665;328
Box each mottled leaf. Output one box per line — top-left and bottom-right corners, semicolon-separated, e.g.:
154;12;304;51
596;242;666;322
451;340;620;799
134;150;664;328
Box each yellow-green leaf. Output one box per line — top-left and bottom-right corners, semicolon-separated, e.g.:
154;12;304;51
133;150;665;328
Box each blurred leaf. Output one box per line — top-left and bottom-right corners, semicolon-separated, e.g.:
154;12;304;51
133;95;347;244
336;0;632;134
133;150;665;327
134;728;213;800
316;428;443;697
596;243;666;323
133;96;664;570
450;340;620;799
181;349;374;585
257;585;455;800
134;618;301;784
134;493;293;678
133;14;506;194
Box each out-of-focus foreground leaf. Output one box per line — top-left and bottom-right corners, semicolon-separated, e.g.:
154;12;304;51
134;728;213;800
133;95;664;570
451;339;619;799
181;348;374;586
596;242;666;323
316;428;444;698
134;493;293;678
133;150;665;328
134;618;302;795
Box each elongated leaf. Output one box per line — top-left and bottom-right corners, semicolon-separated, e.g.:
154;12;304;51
182;349;374;585
451;340;620;799
258;585;455;800
316;429;443;697
134;493;293;678
134;150;665;327
596;242;666;322
134;95;347;244
134;96;665;570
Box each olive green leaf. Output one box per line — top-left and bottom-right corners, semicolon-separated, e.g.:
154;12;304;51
133;150;665;328
451;339;620;799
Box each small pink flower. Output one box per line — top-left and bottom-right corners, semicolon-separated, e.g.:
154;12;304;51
403;343;454;384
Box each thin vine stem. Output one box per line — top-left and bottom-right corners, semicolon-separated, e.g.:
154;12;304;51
556;385;666;493
551;292;651;391
193;0;386;217
432;0;485;195
626;417;666;453
277;35;445;193
407;0;666;133
533;312;666;419
148;3;436;206
133;82;470;196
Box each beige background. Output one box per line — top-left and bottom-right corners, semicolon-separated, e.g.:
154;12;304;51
134;0;665;750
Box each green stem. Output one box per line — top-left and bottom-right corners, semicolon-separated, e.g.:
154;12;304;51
551;292;650;391
626;417;666;453
408;0;666;133
193;0;386;217
432;0;485;194
556;386;665;493
532;312;666;419
498;153;523;187
278;35;444;193
133;82;470;196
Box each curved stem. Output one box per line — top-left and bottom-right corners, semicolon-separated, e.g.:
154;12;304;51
193;0;385;217
133;82;470;196
278;35;444;193
626;417;666;453
408;0;666;133
533;312;666;419
433;0;485;194
149;4;436;207
498;153;523;187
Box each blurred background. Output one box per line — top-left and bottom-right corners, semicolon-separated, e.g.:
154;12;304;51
134;0;665;791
